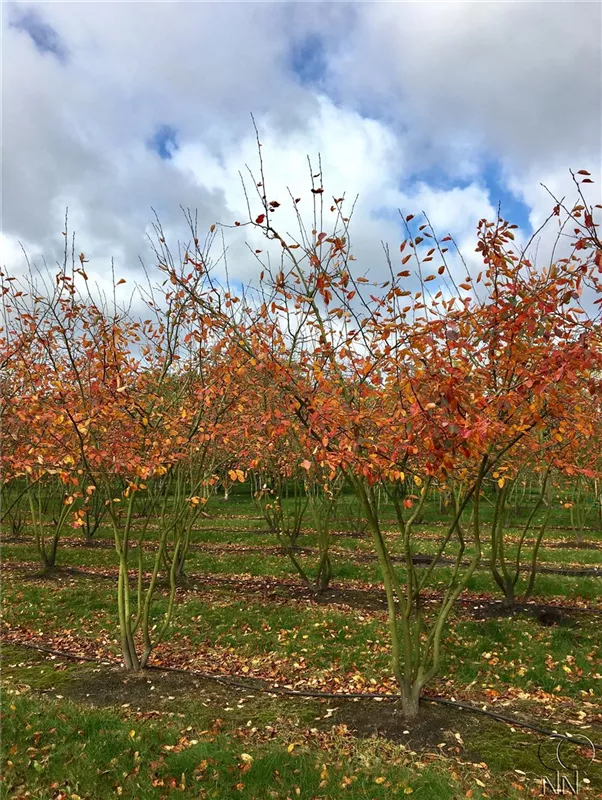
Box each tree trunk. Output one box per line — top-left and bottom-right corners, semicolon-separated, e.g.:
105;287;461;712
502;580;515;608
315;551;332;594
400;683;421;719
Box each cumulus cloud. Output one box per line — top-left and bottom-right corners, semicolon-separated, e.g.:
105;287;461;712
2;0;599;291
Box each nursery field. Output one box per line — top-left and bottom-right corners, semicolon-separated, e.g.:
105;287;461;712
2;490;601;800
2;158;602;799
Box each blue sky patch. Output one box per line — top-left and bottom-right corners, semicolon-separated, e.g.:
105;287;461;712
481;161;531;231
148;125;180;161
10;5;68;62
401;159;532;234
290;34;327;87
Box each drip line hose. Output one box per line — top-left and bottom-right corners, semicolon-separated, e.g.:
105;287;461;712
5;638;600;750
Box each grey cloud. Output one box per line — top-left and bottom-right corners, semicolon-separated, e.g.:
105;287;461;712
324;2;601;175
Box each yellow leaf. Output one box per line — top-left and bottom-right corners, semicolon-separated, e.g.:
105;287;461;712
404;789;414;795
129;730;136;739
240;753;253;764
498;478;505;489
375;776;386;784
287;743;296;753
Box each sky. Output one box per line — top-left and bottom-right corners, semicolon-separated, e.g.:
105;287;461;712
2;0;601;294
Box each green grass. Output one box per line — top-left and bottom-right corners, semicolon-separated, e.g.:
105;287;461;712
2;487;601;799
3;531;600;606
2;646;506;800
2;564;600;704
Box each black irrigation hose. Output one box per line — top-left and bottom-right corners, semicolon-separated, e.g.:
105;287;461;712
6;639;601;750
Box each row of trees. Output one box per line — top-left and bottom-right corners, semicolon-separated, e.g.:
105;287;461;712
2;161;601;716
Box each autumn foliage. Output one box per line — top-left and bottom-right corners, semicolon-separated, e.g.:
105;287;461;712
1;164;601;715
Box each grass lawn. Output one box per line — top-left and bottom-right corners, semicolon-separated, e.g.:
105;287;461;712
2;490;601;799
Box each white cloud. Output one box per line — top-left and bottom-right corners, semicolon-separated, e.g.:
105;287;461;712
3;0;599;293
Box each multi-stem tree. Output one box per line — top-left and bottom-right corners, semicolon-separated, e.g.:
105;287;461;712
164;157;601;717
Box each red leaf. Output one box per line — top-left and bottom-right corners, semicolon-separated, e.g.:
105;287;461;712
255;214;266;224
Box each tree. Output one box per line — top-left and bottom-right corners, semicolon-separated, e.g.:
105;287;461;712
163;156;601;717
